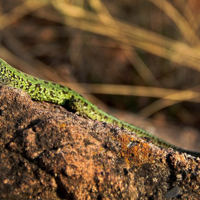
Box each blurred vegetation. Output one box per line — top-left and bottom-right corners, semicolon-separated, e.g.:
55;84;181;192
1;0;200;131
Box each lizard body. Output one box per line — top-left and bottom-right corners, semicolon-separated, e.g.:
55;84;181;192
0;58;199;157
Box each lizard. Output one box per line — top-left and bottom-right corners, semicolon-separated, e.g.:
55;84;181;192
0;58;199;157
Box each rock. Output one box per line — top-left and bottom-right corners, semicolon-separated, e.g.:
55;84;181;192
0;86;199;199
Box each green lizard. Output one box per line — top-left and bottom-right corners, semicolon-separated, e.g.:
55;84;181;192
0;58;199;157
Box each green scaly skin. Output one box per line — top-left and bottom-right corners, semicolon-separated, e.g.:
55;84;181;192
0;58;200;157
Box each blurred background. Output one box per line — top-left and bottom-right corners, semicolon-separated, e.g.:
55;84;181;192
0;0;200;152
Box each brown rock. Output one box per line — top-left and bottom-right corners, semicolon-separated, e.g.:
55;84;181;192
0;86;199;199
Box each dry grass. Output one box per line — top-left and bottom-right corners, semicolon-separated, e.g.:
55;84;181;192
0;0;200;128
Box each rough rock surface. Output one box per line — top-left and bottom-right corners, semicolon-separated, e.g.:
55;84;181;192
0;86;199;200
